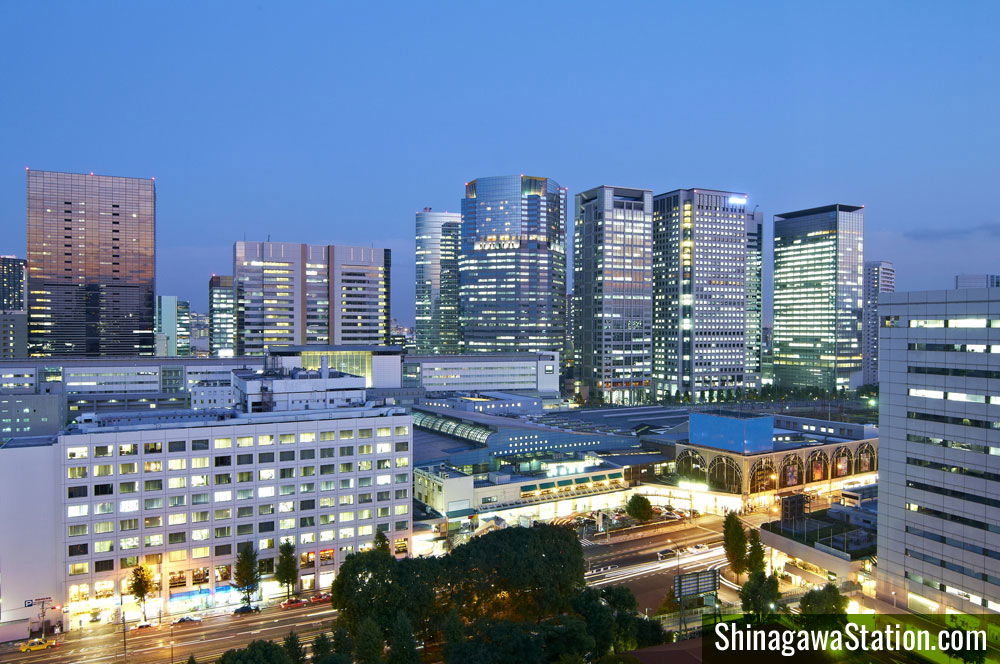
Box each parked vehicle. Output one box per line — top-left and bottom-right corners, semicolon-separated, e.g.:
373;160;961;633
233;605;261;615
309;593;331;604
279;597;308;610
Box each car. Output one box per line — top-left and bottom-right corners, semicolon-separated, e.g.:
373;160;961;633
19;638;55;652
171;615;203;625
309;592;331;604
279;598;308;610
233;605;261;615
132;620;154;630
687;543;710;553
656;548;677;560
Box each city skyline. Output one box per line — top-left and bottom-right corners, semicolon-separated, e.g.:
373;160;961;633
3;3;999;322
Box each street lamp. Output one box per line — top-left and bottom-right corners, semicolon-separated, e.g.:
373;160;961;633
891;591;897;609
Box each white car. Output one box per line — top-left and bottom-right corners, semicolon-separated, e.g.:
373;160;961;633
687;543;710;553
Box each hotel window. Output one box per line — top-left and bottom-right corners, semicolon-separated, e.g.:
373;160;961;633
192;439;209;451
119;444;137;456
168;459;186;471
67;466;87;479
144;442;162;454
214;438;232;449
69;563;89;576
338;430;354;440
280;434;295;445
67;446;88;459
168;441;186;453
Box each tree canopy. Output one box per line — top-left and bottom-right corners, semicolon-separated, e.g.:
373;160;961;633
723;512;747;580
625;494;654;523
740;571;781;624
233;542;261;607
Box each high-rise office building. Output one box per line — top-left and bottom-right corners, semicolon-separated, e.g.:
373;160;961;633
0;256;27;312
573;186;652;405
155;295;191;356
26;170;155;357
415;208;461;354
877;288;1000;614
772;204;863;392
652;189;761;400
955;274;1000;289
862;260;895;385
459;175;567;356
208;275;236;357
745;211;764;386
234;242;390;356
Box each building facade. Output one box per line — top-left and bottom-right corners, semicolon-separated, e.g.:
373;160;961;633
652;189;761;400
877;288;1000;614
459;175;567;356
234;242;390;355
0;405;412;633
862;260;895;385
403;352;560;397
955;274;1000;289
773;204;864;392
415;208;461;354
155;295;192;357
26;170;156;357
209;275;236;358
0;256;26;312
573;186;653;405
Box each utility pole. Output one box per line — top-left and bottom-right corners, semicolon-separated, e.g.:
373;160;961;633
121;612;128;663
37;599;48;641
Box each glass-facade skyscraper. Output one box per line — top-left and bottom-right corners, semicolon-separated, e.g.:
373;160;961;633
459;175;567;356
26;169;155;357
154;295;191;356
573;186;652;405
652;189;761;400
773;204;864;392
208;275;236;357
0;256;26;312
415;208;461;354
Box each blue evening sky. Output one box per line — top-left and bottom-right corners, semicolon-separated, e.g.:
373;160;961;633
2;1;998;323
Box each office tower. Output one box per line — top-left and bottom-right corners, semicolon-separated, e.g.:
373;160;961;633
234;242;390;356
955;274;1000;289
772;204;864;392
0;313;27;358
459;175;567;356
414;208;461;354
0;256;27;312
154;296;191;356
26;170;155;357
209;275;236;357
652;189;760;401
744;209;764;386
573;186;653;405
862;260;895;385
877;288;1000;614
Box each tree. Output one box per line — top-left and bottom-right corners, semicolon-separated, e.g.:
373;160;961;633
740;571;781;624
633;617;667;648
187;656;197;664
127;565;154;620
387;611;420;664
312;632;333;661
654;587;679;616
446;620;544;664
723;512;748;581
275;540;299;600
233;542;262;607
746;529;766;576
374;530;391;553
354;617;385;664
218;640;292;664
625;494;653;523
331;624;355;657
943;640;987;664
541;614;595;662
283;630;307;664
572;588;615;658
798;583;849;632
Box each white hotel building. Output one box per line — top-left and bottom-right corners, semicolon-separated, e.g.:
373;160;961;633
0;402;412;634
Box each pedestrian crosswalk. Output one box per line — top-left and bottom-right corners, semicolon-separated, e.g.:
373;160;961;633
580;538;598;547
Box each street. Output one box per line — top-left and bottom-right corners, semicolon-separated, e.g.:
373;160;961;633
0;602;338;664
0;517;735;663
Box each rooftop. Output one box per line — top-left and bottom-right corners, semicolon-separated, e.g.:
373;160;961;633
267;345;403;355
0;435;57;449
66;405;406;435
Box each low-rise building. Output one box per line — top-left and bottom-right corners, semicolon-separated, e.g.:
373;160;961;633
403;352;560;398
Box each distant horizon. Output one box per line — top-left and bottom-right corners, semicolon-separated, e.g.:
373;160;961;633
4;1;998;322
